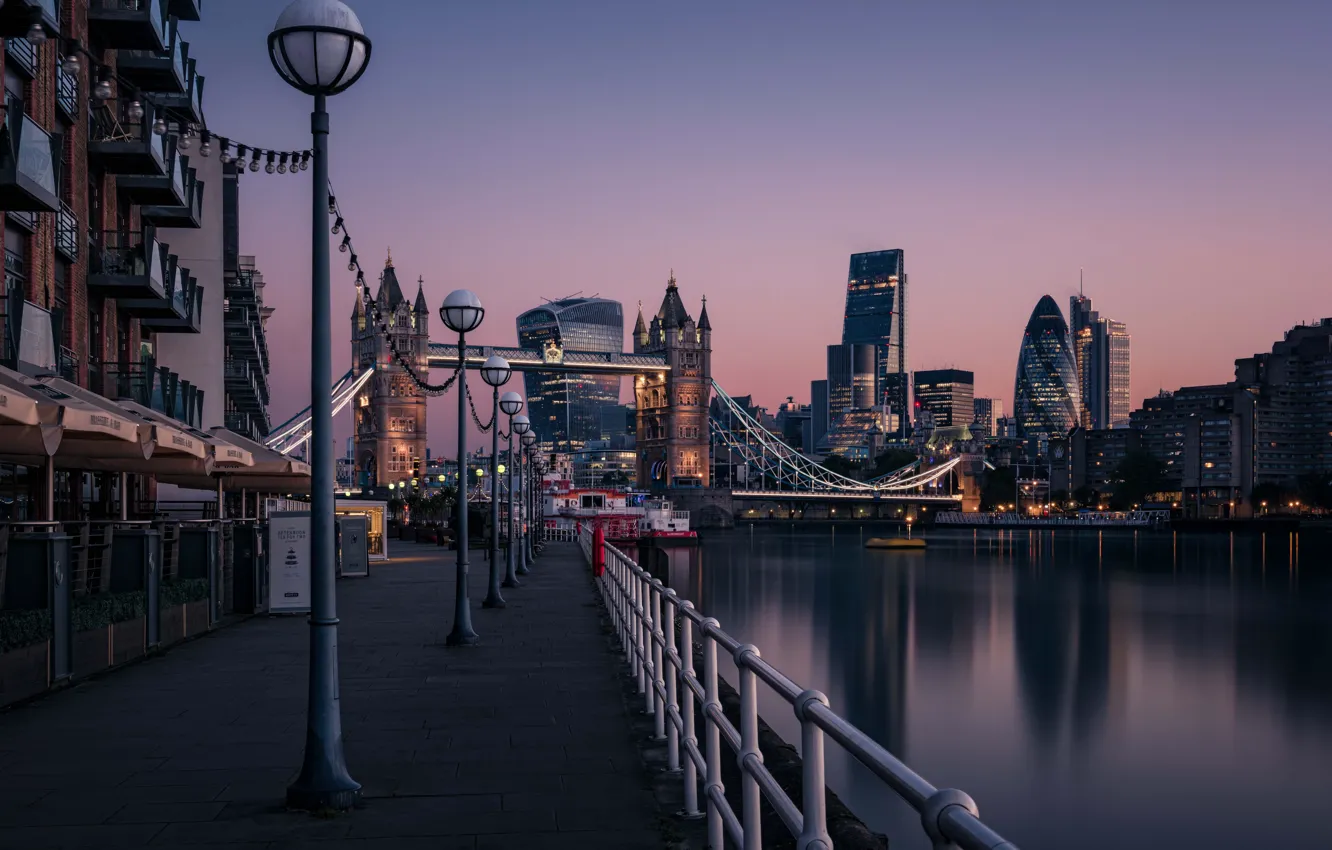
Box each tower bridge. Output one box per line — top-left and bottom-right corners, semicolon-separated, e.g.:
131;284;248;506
264;258;972;507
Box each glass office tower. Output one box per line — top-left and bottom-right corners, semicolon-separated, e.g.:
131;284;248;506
1014;295;1081;450
843;250;907;436
913;369;975;427
517;297;624;450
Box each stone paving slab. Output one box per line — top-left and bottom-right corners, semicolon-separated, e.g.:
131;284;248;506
0;542;666;849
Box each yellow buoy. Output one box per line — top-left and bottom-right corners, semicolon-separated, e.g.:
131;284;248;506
866;537;927;550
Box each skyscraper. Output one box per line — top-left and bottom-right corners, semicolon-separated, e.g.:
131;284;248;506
973;397;1004;437
843;250;907;436
1014;295;1081;450
810;379;830;452
517;297;624;450
826;343;878;414
1069;290;1131;429
913;369;975;427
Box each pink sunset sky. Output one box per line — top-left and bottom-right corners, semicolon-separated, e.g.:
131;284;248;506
188;0;1331;454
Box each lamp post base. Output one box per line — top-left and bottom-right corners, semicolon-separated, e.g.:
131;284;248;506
482;595;506;609
445;628;481;647
286;775;362;813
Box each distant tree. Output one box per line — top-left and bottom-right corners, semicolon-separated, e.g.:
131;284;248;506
600;470;632;488
1108;449;1165;510
980;465;1017;511
1071;484;1098;509
1296;472;1332;510
1051;489;1071;511
872;448;919;478
820;454;860;479
1250;482;1288;512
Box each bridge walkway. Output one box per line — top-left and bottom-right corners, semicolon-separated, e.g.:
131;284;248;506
0;543;663;849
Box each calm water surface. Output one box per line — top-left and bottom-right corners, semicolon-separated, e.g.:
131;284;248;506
655;526;1332;850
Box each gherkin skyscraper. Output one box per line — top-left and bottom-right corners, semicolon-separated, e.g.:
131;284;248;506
1014;295;1080;450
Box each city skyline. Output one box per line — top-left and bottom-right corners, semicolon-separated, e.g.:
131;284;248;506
179;0;1332;452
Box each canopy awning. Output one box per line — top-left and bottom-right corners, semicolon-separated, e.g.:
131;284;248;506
158;428;311;493
115;398;256;478
0;366;64;459
0;368;144;466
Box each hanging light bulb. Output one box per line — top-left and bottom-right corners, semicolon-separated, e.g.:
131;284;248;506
348;254;358;272
300;153;310;171
127;100;144;122
152;115;167;135
332;217;343;235
26;21;47;44
219;142;232;164
264;151;276;173
277;153;288;174
61;53;81;76
339;234;351;253
94;75;112;101
199;133;212;157
177;130;192;152
327;196;337;215
249;152;260;172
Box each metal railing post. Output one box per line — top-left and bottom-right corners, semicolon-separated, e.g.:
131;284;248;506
795;690;833;850
650;578;667;740
632;569;644;688
663;588;681;771
642;575;656;716
737;644;763;850
702;618;725;849
679;602;702;818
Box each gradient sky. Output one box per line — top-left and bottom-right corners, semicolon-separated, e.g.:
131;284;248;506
186;0;1332;454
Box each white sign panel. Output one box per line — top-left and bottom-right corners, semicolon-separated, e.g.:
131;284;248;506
269;512;311;613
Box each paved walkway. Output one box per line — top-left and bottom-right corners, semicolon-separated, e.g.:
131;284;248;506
0;542;664;849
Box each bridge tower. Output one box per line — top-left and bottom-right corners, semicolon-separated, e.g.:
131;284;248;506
351;251;430;489
633;272;712;489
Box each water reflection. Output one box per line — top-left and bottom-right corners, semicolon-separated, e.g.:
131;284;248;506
656;527;1332;850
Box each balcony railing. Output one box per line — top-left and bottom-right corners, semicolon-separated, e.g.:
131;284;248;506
117;19;187;94
5;35;37;77
56;200;78;261
56;59;78;119
0;0;59;40
6;208;37;232
88;99;168;177
0;107;60;213
89;229;166;299
168;0;200;21
58;345;78;383
87;0;165;52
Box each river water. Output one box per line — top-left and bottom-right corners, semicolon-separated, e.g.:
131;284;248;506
654;525;1332;850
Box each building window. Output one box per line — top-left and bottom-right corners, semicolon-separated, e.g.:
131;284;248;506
390;417;415;433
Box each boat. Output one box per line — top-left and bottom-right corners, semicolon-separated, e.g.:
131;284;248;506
866;537;927;550
637;499;698;544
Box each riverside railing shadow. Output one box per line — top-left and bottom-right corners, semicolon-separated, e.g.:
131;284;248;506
582;527;1021;850
0;517;268;708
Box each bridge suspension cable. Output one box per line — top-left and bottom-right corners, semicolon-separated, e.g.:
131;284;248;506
709;380;962;494
264;367;375;456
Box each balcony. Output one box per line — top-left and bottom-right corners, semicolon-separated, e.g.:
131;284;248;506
0;0;60;42
88;229;167;300
117;19;187;93
116;140;186;206
87;0;165;52
0;109;59;213
121;251;187;325
88;99;167;177
56;200;78;261
5;208;37;232
56;59;78;120
141;162;201;228
5;35;37;78
156;60;205;125
137;268;202;334
167;0;200;21
104;358;202;428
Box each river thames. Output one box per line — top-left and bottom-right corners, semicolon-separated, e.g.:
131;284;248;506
655;525;1332;850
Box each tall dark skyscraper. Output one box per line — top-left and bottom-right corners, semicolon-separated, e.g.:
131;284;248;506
1070;288;1132;429
517;297;624;449
843;250;908;436
913;369;975;427
1014;295;1081;450
826;343;878;414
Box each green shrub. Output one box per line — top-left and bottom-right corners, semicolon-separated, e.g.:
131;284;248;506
161;578;210;607
0;608;52;652
72;590;147;634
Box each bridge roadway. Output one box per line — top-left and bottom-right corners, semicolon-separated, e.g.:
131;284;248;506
0;544;665;849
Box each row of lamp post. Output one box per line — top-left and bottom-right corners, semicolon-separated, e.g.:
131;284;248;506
270;0;552;812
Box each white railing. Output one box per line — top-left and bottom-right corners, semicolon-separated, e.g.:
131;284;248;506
936;511;1169;527
581;527;1020;850
543;527;578;542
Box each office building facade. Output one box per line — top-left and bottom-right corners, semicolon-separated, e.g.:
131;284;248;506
1013;295;1081;451
973;397;1003;437
1236;318;1332;488
914;368;974;427
1070;293;1131;429
810;379;829;454
827;343;877;414
518;296;623;450
843;250;907;435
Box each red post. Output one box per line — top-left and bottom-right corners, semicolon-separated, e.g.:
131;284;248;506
592;523;606;577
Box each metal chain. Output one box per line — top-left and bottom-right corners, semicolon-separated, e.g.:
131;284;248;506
465;383;497;432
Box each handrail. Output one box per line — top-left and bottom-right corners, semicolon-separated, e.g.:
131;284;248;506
582;527;1021;850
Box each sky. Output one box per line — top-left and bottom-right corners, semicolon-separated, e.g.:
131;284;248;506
185;0;1332;455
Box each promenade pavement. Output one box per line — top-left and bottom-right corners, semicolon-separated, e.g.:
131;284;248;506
0;541;666;849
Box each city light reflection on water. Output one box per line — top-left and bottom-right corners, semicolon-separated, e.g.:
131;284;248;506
655;526;1332;850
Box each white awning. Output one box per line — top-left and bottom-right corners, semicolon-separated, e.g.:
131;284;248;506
0;366;64;459
115;398;256;477
0;368;143;466
158;428;310;493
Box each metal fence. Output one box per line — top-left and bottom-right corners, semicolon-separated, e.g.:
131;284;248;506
582;528;1019;850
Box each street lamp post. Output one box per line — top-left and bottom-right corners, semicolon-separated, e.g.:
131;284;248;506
513;418;532;575
480;356;512;609
521;434;537;562
500;400;525;588
440;290;484;646
267;0;371;813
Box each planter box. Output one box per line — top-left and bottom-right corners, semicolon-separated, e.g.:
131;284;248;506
162;603;185;647
111;617;146;666
184;600;210;637
0;642;48;708
73;627;110;679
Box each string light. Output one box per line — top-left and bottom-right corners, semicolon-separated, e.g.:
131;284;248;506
265;151;276;173
61;53;80;76
152;116;167;135
277;153;289;174
199;132;212;157
127;100;144;122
